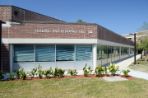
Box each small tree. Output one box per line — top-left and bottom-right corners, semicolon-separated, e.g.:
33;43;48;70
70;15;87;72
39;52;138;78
137;37;148;56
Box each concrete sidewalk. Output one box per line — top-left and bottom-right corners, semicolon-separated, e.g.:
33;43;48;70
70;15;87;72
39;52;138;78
116;54;148;80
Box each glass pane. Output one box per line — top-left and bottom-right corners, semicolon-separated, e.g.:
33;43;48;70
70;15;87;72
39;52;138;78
76;45;92;61
102;45;108;59
56;45;74;61
36;45;55;62
97;45;102;60
14;45;34;62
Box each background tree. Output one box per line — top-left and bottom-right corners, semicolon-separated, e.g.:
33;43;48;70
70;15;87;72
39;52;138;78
139;22;148;31
137;22;148;57
137;37;148;56
76;19;87;23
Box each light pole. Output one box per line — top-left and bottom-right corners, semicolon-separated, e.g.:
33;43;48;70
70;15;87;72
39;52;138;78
134;33;136;64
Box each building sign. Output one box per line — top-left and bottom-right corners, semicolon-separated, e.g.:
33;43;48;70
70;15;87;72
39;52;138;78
35;28;93;34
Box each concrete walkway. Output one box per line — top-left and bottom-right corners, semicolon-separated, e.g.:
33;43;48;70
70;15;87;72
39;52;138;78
116;54;148;80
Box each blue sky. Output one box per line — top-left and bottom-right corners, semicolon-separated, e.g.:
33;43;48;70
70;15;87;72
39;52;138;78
0;0;148;35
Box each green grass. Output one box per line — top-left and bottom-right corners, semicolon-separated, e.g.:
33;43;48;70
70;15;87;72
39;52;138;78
0;78;148;98
129;55;148;73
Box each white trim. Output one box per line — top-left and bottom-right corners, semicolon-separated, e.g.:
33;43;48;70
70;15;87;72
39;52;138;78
2;21;11;27
93;44;97;70
2;38;134;48
2;38;97;44
97;39;134;48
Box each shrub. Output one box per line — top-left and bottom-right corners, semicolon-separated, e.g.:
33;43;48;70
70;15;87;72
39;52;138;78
83;64;92;77
30;68;38;78
36;66;44;79
18;68;27;80
9;72;15;80
16;70;20;79
67;69;77;76
38;69;43;79
44;67;53;78
108;63;119;76
0;72;3;80
54;68;65;78
122;69;130;77
95;65;105;76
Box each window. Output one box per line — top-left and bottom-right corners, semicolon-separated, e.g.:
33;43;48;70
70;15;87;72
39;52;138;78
56;45;74;61
97;45;102;60
14;45;34;62
121;47;128;55
101;45;108;59
76;45;92;61
36;45;55;62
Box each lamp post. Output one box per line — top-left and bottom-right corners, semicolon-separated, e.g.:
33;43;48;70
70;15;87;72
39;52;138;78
0;20;5;72
134;33;136;64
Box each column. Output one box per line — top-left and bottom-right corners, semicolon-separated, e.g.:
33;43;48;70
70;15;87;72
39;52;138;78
119;46;121;60
9;44;13;72
93;44;97;70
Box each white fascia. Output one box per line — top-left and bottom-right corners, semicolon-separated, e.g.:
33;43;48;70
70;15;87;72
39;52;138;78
2;38;98;44
2;21;11;27
97;39;134;48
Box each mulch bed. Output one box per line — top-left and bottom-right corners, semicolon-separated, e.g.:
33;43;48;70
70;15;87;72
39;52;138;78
1;74;134;81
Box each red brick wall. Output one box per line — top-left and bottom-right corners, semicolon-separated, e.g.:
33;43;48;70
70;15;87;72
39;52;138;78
0;6;12;21
2;23;98;39
0;44;10;72
0;5;64;23
97;25;134;45
12;6;64;23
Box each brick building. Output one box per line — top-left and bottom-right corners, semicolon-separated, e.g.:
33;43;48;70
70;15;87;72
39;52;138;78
0;5;134;72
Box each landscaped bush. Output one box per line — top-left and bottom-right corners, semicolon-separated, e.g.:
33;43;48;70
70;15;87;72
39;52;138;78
18;68;27;80
38;69;44;79
54;68;65;78
95;65;105;77
67;69;77;76
122;69;130;77
83;64;92;77
9;72;15;80
108;63;119;76
44;67;53;78
30;68;38;78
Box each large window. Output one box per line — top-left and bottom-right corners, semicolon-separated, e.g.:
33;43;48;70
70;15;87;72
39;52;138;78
76;45;92;61
121;47;128;55
101;45;108;59
36;45;55;62
56;45;74;61
14;45;35;62
97;45;102;60
14;44;92;62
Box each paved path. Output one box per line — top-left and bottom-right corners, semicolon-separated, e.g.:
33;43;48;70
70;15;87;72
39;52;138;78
129;69;148;80
116;54;148;80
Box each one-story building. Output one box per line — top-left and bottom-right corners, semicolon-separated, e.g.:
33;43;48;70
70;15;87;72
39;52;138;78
0;5;134;72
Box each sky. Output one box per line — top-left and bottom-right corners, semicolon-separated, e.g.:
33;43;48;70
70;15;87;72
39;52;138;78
0;0;148;35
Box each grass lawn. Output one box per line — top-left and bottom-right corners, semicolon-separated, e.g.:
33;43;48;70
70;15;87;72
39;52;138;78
129;55;148;73
0;78;148;98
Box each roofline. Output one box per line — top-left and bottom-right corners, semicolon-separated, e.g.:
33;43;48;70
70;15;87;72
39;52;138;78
0;5;65;23
18;21;98;26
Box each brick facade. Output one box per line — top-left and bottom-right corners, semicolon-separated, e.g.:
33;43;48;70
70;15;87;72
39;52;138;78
2;23;98;39
0;6;12;21
97;25;134;45
0;5;64;23
0;44;10;72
